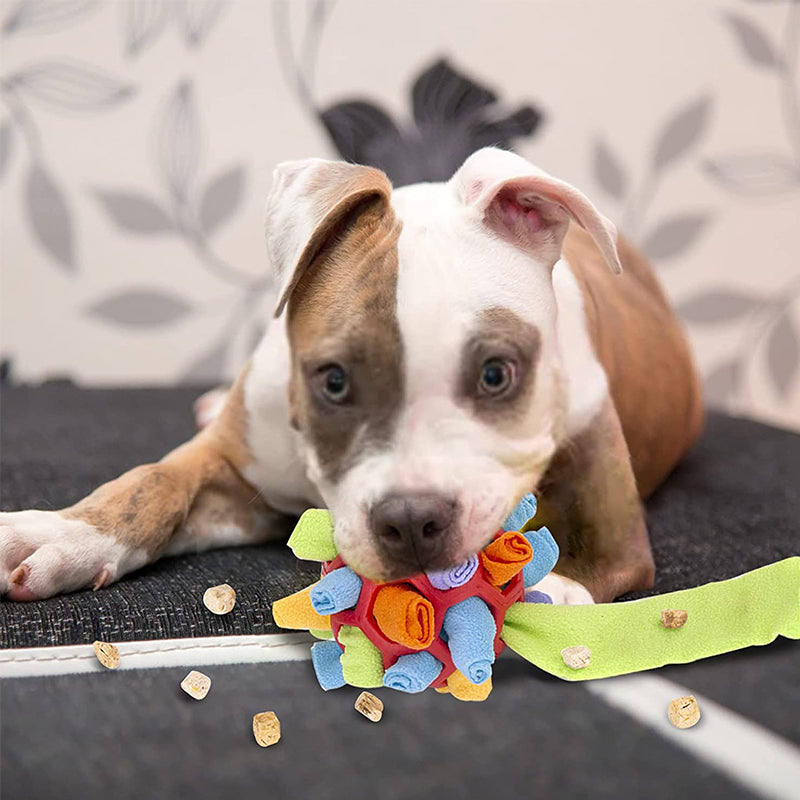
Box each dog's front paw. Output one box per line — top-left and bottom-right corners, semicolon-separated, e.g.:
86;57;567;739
0;510;146;601
528;572;595;605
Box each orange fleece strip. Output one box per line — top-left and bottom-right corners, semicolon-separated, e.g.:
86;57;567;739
480;531;533;586
447;669;492;701
372;585;436;649
271;583;331;631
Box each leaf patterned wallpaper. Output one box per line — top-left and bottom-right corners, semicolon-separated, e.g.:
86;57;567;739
0;0;798;431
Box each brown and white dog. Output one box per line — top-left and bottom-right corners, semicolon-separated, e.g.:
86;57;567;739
0;148;703;605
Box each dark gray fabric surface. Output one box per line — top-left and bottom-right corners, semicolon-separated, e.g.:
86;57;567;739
1;383;799;648
0;657;763;800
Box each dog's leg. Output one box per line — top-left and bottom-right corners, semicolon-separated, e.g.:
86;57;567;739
0;375;284;601
531;397;655;604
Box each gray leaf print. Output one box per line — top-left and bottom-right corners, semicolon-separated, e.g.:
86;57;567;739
0;121;13;180
652;96;712;172
724;13;782;69
593;138;627;201
641;213;711;261
676;290;762;323
122;0;168;57
2;0;98;36
767;314;799;399
7;60;135;111
87;289;192;327
158;80;201;203
199;165;244;235
704;359;742;404
705;153;800;196
94;190;174;233
176;0;226;47
25;161;74;271
181;336;229;382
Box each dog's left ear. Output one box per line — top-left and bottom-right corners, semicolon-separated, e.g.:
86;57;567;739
452;147;622;274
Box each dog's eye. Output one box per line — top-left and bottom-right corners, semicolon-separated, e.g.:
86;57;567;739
478;358;515;396
320;364;350;403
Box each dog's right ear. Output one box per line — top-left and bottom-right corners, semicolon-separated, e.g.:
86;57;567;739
266;159;394;317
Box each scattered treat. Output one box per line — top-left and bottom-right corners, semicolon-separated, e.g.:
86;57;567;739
661;609;688;629
180;670;211;700
203;583;236;615
668;695;701;729
354;691;384;722
561;645;591;670
92;641;120;670
252;711;281;747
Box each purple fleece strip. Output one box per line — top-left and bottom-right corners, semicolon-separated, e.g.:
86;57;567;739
426;554;479;590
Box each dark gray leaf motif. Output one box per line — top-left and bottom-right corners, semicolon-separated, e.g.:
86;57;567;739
0;121;13;180
676;290;762;323
724;13;782;68
320;101;401;167
122;0;168;57
199;165;244;235
766;314;799;399
652;96;712;171
158;80;201;203
412;58;497;125
94;190;174;233
593;138;627;201
704;153;800;196
25;161;74;271
704;359;742;404
181;336;229;382
7;61;134;111
2;0;98;36
87;289;192;327
176;0;226;47
641;213;712;261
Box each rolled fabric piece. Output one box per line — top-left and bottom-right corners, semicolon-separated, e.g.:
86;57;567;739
338;625;385;688
524;589;553;604
480;531;533;586
311;640;346;691
383;652;443;694
442;596;496;685
287;508;338;561
372;585;435;649
426;554;479;590
447;669;493;702
309;566;363;615
271;583;331;631
502;492;537;532
522;526;560;587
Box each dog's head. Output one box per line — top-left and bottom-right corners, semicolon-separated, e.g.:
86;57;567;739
266;148;620;580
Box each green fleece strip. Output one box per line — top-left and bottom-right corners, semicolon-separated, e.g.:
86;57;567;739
338;625;385;688
287;509;338;562
502;557;800;681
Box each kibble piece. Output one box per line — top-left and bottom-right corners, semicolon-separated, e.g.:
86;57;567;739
668;695;701;729
354;691;384;722
203;583;236;615
93;641;120;670
661;609;688;629
180;670;211;700
561;645;591;670
252;711;281;747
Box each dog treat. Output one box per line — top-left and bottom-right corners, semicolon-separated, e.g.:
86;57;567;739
180;670;212;700
203;583;236;615
354;691;384;722
661;609;688;629
668;695;701;729
93;640;120;670
252;711;281;746
561;645;591;670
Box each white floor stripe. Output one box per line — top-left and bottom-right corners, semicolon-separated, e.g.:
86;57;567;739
0;633;315;678
586;674;800;800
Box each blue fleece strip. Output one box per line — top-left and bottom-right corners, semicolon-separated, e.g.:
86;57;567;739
383;652;443;694
502;492;538;532
311;640;346;690
522;526;560;587
442;596;496;685
309;566;363;614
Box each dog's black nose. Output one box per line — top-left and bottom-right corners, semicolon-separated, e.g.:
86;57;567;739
370;493;456;567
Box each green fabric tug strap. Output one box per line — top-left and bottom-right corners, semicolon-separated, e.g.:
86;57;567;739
501;557;800;681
